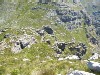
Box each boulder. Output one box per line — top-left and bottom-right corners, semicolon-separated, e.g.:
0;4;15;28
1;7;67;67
58;58;64;61
36;26;54;36
57;42;67;51
43;26;53;35
23;58;30;62
87;61;100;72
89;53;100;60
36;29;45;36
19;40;30;49
64;55;80;60
53;42;67;52
68;70;95;75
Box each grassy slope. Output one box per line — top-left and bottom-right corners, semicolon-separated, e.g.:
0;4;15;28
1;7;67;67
0;1;99;75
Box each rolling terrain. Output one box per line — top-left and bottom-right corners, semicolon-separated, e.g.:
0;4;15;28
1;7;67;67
0;0;100;75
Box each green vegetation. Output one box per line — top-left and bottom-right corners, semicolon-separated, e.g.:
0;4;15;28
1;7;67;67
0;1;99;75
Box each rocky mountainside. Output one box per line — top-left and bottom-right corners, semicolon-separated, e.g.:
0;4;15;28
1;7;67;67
80;0;100;35
0;0;100;75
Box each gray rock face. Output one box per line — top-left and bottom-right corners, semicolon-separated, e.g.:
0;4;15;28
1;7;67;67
54;4;83;31
68;70;95;75
87;61;100;72
11;34;36;53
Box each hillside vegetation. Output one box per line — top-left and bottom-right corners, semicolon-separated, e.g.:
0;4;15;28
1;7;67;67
0;0;100;75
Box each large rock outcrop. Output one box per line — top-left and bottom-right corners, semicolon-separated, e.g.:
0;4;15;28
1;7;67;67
87;61;100;72
11;34;36;53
